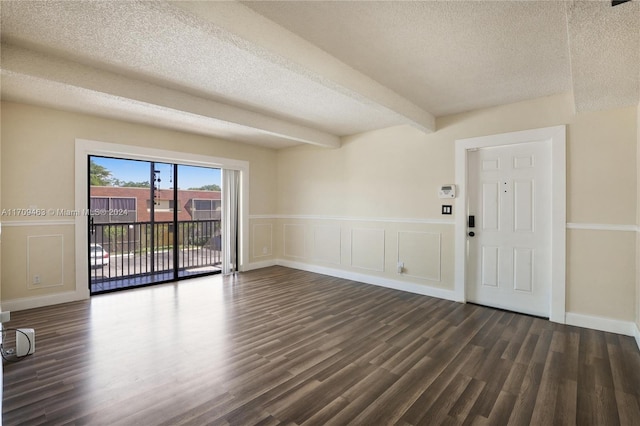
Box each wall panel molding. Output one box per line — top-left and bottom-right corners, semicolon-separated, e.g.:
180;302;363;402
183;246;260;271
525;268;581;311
566;223;638;232
244;217;640;233
252;223;273;258
1;220;75;227
312;225;341;265
27;234;64;289
283;224;306;259
397;231;441;281
249;214;454;225
350;228;385;272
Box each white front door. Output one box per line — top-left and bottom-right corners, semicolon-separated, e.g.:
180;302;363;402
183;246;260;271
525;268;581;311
466;140;552;317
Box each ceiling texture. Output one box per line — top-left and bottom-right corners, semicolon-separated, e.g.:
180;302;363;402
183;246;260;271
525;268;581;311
1;1;639;149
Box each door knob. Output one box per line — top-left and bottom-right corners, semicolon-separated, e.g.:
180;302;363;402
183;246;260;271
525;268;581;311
468;231;475;237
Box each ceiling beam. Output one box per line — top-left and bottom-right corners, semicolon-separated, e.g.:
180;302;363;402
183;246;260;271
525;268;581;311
1;44;341;148
169;1;436;133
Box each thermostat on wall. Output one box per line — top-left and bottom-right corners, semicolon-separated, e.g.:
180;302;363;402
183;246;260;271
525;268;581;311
438;184;456;199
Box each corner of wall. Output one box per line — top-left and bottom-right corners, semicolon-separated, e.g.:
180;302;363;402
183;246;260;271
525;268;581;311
0;101;4;423
636;102;640;348
1;106;3;306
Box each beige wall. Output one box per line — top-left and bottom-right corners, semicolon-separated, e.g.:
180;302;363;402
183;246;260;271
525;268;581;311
567;229;636;319
564;105;637;322
277;93;638;322
568;107;637;225
2;96;639;328
637;103;640;330
0;102;277;303
1;103;278;217
0;103;2;305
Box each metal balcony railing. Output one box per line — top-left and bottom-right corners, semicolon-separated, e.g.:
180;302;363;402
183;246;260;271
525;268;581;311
89;219;221;290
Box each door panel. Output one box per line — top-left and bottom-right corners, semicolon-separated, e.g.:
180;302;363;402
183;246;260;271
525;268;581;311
481;246;499;287
514;180;533;232
482;182;500;230
466;141;551;317
513;247;533;292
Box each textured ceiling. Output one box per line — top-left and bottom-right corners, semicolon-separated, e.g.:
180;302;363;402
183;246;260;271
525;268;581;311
243;0;574;117
567;0;640;112
1;1;639;149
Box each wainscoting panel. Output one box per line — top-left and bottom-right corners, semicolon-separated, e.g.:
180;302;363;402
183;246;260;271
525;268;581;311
252;224;273;258
283;224;306;259
397;231;441;281
351;228;385;272
27;234;64;289
312;225;341;265
261;216;455;301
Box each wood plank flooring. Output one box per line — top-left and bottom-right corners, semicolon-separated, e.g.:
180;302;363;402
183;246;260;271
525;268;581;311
2;266;640;425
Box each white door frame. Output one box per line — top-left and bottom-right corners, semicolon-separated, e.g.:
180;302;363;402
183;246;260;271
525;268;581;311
74;139;250;301
454;125;566;323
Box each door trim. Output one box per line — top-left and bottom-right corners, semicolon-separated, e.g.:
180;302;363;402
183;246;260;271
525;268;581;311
454;126;566;323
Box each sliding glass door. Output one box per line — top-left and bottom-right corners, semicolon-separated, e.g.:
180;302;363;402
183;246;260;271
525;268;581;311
88;156;222;294
176;165;222;278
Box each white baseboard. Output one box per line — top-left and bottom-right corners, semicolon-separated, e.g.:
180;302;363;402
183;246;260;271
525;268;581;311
565;312;636;337
276;259;461;302
1;290;88;312
0;323;2;426
243;259;277;271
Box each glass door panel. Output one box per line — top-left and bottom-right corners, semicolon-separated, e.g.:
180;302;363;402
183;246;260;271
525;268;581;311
176;165;222;277
89;156;150;293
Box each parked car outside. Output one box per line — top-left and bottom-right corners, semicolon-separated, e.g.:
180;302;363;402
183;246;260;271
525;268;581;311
90;243;110;268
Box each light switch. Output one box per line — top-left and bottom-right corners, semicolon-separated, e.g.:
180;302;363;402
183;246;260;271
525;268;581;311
442;205;452;215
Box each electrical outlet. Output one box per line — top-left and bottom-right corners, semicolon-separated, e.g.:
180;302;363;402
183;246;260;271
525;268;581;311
397;261;404;274
262;246;268;255
33;275;41;285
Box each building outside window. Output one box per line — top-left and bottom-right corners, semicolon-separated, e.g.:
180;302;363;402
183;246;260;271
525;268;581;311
90;197;137;223
189;198;221;220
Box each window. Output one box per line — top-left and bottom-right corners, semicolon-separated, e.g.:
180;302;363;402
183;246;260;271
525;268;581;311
90;197;137;223
190;198;221;220
90;197;109;223
110;197;137;222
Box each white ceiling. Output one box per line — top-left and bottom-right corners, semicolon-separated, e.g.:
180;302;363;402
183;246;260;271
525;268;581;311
1;1;639;149
243;0;573;117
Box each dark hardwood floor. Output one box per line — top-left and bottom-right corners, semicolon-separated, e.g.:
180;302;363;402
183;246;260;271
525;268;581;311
2;266;640;425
